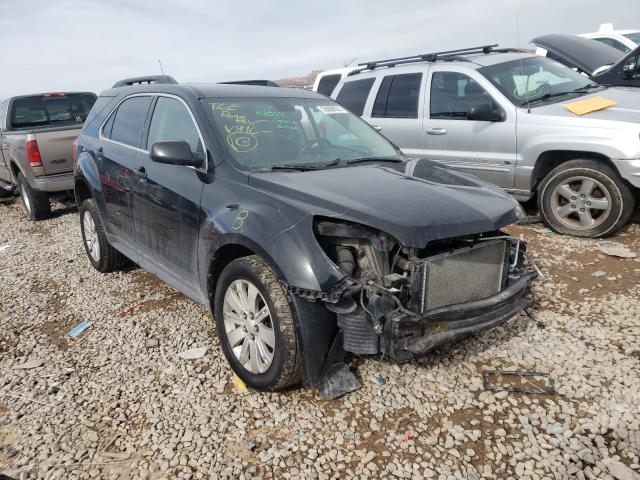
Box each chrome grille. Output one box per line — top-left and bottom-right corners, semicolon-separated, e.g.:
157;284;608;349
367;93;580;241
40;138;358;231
420;240;507;312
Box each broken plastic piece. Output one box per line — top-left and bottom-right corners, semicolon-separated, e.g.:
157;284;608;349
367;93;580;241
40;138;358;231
317;362;361;399
482;370;555;395
597;241;637;259
117;301;145;317
233;375;248;393
591;271;607;277
0;245;9;253
68;321;91;338
177;347;207;359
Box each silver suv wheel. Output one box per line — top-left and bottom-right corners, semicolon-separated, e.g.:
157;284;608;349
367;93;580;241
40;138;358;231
222;279;275;374
549;176;611;230
82;210;101;262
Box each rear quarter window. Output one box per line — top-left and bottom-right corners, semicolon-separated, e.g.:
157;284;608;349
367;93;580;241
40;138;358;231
316;74;342;96
335;78;375;116
9;94;96;129
372;73;422;118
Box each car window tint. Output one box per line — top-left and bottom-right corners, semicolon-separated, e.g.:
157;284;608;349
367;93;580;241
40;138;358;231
335;78;375;116
430;72;493;120
9;94;96;129
102;112;115;138
110;96;153;148
372;73;422;118
594;37;631;53
147;97;202;152
316;74;342;96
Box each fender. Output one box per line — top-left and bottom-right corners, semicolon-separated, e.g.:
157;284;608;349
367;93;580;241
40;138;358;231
75;151;108;219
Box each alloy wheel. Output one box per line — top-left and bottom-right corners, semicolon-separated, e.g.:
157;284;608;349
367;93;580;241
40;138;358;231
223;279;275;374
82;210;100;262
549;176;611;230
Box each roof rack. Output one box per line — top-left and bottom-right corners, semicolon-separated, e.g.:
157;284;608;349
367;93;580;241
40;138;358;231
112;75;178;88
356;44;501;71
218;80;279;87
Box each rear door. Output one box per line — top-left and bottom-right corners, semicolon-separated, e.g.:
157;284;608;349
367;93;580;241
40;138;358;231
133;95;205;290
9;94;96;174
98;95;154;244
422;67;517;188
361;69;426;158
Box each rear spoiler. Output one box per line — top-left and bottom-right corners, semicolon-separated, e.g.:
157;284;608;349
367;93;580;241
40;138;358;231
112;75;178;88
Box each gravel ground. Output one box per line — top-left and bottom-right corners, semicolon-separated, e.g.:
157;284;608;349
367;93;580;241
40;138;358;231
0;197;639;480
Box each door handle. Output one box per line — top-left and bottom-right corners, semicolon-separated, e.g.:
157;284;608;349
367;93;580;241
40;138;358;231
133;166;147;179
372;125;383;131
426;127;447;135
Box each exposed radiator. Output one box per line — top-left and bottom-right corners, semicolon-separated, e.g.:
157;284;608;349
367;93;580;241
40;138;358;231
417;240;508;312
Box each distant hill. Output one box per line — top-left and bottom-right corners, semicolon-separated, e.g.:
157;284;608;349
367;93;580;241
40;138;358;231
276;70;322;87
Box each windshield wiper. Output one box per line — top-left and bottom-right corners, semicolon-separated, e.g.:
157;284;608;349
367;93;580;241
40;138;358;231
571;83;604;92
269;158;343;171
346;157;405;165
524;83;604;107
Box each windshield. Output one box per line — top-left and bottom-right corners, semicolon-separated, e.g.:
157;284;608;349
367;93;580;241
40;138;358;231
624;32;640;45
10;94;96;129
205;97;401;170
479;56;598;107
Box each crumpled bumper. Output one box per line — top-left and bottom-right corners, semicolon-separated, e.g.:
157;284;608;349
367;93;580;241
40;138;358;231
382;271;536;359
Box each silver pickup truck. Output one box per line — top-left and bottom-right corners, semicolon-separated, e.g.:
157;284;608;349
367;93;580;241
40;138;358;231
0;92;96;220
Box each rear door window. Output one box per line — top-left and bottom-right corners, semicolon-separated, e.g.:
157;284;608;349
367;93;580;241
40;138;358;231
316;74;342;96
146;97;202;152
109;96;153;148
335;78;375;116
372;73;422;118
9;94;96;129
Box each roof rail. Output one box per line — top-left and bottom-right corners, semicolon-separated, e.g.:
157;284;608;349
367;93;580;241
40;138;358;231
356;44;500;70
218;80;279;87
112;75;178;88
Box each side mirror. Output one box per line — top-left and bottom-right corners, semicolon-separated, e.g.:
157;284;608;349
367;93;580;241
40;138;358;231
468;102;505;122
149;141;203;167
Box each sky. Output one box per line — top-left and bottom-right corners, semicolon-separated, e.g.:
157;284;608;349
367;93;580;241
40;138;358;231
0;0;638;98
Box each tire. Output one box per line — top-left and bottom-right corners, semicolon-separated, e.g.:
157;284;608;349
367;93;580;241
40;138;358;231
537;160;635;238
214;255;302;391
79;198;127;273
18;173;51;221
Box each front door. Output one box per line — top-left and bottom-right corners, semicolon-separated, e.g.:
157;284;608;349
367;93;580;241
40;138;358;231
132;95;205;290
422;68;517;189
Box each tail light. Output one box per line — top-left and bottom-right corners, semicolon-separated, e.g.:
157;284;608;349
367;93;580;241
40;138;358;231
26;138;43;168
72;138;78;160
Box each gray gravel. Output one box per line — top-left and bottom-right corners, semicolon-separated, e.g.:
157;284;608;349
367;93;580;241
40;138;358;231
0;197;639;480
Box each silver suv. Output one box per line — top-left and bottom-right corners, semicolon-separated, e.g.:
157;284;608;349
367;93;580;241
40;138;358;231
330;45;640;237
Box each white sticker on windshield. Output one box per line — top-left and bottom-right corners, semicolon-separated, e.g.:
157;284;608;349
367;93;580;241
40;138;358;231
317;105;348;114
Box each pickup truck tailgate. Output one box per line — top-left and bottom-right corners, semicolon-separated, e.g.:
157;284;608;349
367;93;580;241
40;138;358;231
34;127;82;175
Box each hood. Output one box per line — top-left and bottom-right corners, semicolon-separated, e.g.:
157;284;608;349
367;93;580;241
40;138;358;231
528;87;640;124
248;160;519;247
531;34;623;75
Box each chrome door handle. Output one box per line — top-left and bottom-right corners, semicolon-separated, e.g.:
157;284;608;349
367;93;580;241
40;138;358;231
426;127;447;135
372;125;383;131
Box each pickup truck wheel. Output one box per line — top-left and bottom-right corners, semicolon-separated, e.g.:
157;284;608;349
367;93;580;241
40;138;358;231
214;255;302;391
79;199;127;272
18;173;51;221
538;160;635;237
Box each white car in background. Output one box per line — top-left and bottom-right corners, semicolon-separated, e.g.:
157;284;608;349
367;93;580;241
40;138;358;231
313;67;360;96
579;23;640;53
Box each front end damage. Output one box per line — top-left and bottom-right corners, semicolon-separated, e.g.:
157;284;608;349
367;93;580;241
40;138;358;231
292;218;536;398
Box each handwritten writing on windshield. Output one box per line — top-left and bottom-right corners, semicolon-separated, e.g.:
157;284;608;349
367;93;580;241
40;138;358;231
212;103;271;153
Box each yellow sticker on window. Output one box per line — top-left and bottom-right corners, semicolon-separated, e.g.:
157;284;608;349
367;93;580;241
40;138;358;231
564;97;617;115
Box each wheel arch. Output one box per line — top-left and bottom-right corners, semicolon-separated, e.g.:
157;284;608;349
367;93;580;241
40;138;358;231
531;151;620;193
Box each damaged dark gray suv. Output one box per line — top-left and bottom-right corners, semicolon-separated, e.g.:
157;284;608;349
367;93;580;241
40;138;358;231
74;75;535;397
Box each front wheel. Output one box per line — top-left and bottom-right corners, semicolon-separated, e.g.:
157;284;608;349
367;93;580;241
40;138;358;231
538;160;635;237
214;255;302;391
